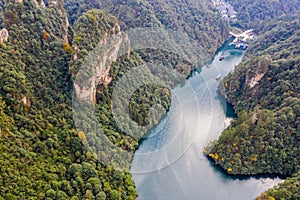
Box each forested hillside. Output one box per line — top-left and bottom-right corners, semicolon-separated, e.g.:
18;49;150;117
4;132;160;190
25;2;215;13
0;0;229;199
228;0;300;30
0;1;137;199
207;10;300;200
257;170;300;200
64;0;229;57
2;0;298;199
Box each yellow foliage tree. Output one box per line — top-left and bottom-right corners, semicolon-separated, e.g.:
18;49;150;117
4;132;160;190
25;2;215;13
63;42;73;54
78;131;87;143
214;153;219;160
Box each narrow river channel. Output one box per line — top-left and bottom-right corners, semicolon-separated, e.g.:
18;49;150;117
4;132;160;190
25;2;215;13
130;44;283;200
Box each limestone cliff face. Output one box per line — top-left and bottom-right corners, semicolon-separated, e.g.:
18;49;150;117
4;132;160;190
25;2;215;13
63;15;69;43
74;24;127;103
23;0;46;7
246;56;270;89
38;0;46;8
48;0;58;7
0;28;8;43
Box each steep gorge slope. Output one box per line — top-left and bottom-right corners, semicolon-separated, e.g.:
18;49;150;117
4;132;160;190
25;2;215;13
0;1;136;199
228;0;300;30
0;0;230;199
207;13;300;200
64;0;229;58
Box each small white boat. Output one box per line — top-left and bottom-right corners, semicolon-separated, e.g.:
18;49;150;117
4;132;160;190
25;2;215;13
215;74;221;80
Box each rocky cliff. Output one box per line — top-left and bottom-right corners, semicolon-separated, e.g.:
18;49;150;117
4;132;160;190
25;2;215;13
0;28;8;42
70;10;131;104
74;24;124;103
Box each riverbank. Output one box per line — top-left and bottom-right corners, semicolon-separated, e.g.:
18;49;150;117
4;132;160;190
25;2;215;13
131;43;282;200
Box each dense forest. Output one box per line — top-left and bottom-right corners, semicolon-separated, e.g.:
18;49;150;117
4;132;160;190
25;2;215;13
206;1;300;199
64;0;229;58
228;0;300;30
1;0;299;199
0;1;140;199
0;0;228;199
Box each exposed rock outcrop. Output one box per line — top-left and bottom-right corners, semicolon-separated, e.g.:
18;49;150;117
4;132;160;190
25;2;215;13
63;16;69;43
246;56;270;89
39;0;46;8
74;24;127;103
48;0;58;7
20;96;31;108
248;73;265;88
29;0;46;8
0;28;8;43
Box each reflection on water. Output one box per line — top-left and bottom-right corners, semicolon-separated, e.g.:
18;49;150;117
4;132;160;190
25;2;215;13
131;48;282;200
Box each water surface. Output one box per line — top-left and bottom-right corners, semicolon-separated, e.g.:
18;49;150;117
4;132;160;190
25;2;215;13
131;46;282;200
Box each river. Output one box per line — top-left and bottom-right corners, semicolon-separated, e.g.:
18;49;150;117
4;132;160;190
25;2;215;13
130;44;283;200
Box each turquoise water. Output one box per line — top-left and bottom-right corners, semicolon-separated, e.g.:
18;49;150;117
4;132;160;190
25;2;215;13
131;47;282;200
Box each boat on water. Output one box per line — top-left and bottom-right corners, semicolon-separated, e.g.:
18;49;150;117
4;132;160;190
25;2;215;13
219;56;225;61
229;42;248;50
215;74;221;80
228;29;254;50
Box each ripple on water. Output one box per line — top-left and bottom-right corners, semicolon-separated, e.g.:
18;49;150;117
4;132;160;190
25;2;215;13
131;48;283;200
